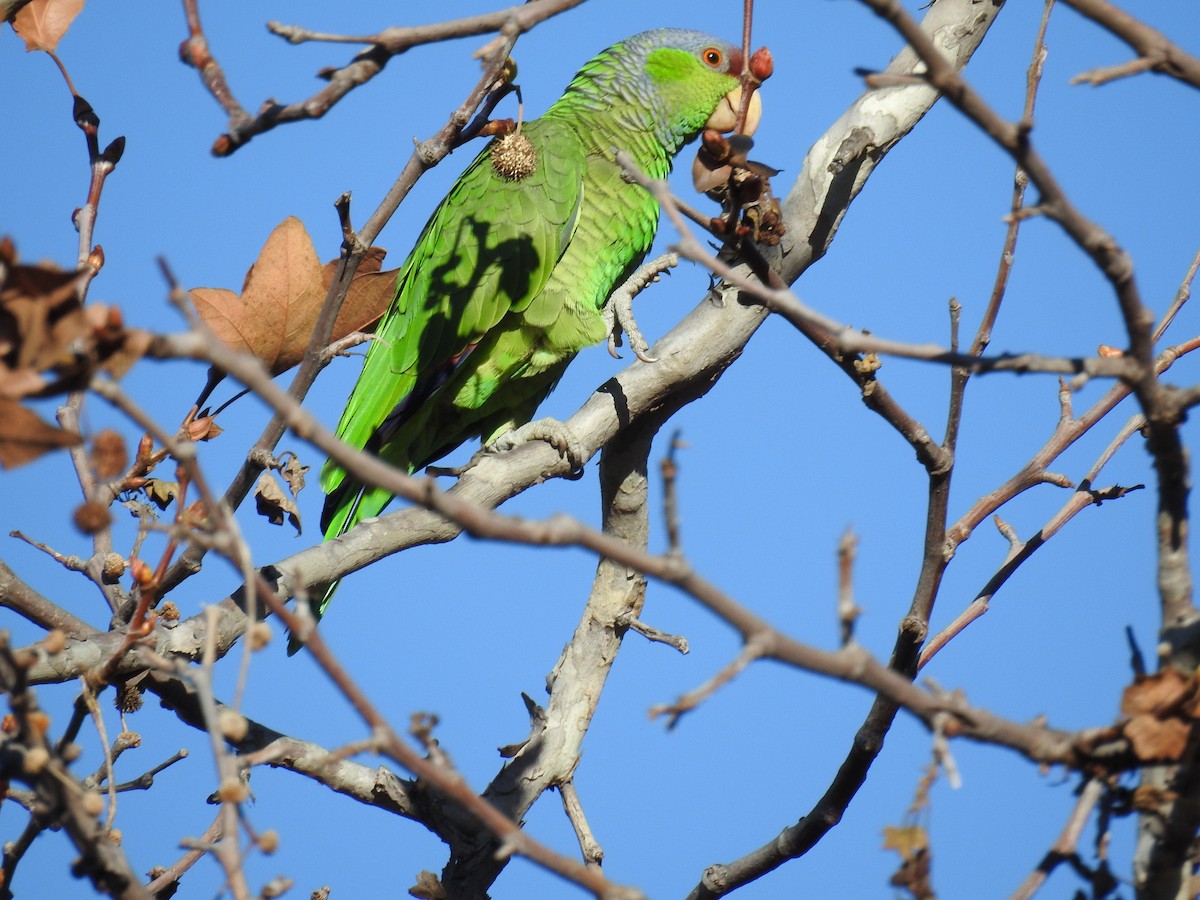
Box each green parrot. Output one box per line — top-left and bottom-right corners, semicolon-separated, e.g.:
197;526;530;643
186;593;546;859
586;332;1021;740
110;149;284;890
310;28;760;639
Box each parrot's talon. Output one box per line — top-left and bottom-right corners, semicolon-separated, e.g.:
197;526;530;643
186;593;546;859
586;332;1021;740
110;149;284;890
489;417;587;472
603;253;678;365
604;288;656;363
606;330;624;360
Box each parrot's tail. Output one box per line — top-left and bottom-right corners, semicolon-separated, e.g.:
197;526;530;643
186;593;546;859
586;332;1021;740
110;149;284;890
287;482;393;655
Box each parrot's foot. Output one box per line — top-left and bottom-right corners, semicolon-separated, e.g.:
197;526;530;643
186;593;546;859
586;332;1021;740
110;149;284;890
490;417;588;473
603;253;677;363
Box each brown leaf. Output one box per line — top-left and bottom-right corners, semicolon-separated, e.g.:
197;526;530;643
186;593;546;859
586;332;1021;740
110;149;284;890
0;257;88;371
1121;670;1193;718
0;397;81;468
0;247;145;396
254;471;301;534
188;217;392;376
1124;714;1191;761
11;0;84;51
95;321;151;380
888;847;933;899
319;245;395;353
279;454;308;497
143;478;178;510
0;367;49;400
882;824;928;861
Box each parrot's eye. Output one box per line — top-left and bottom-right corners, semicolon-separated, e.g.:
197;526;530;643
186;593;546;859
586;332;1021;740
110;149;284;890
702;47;724;68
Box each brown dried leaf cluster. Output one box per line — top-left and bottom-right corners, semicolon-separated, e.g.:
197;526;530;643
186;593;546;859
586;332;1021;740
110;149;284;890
187;217;395;376
1120;668;1200;762
252;451;309;534
0;239;149;468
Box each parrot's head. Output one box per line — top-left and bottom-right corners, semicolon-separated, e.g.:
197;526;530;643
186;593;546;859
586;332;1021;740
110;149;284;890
629;29;763;138
558;28;764;153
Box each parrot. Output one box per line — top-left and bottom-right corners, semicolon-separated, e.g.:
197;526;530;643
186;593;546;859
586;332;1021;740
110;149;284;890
307;28;762;645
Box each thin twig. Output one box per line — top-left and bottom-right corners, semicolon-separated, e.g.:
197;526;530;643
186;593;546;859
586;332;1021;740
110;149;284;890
1010;778;1105;899
181;0;584;154
560;780;604;867
1059;0;1200;89
837;529;860;647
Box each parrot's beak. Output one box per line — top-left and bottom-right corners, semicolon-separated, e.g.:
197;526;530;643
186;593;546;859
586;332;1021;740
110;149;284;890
705;86;762;136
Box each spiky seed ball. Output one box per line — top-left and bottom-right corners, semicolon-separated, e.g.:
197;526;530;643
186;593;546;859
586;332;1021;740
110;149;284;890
248;621;272;651
101;552;126;583
218;709;249;742
115;681;144;714
217;776;248;803
491;132;537;181
82;791;104;817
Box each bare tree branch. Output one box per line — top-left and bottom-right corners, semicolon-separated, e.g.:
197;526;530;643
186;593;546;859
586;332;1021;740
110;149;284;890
1059;0;1200;89
180;0;585;155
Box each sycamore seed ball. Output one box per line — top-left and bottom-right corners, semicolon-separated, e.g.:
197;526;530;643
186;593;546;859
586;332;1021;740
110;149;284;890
491;132;538;181
218;708;249;742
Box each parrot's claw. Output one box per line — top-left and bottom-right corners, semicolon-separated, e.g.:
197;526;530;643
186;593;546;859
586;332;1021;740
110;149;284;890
490;417;588;473
602;253;678;364
603;290;659;363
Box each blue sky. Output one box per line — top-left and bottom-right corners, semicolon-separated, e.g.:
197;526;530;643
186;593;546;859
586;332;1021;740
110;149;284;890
4;1;1200;897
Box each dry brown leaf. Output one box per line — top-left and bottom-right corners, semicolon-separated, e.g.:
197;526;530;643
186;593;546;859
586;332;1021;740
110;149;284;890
1124;714;1190;761
0;246;146;397
254;471;301;534
0;257;88;371
882;824;928;861
279;454;308;496
188;217;392;376
0;397;81;468
143;478;177;510
0;366;49;400
320;244;395;355
1121;669;1193;718
94;316;151;380
887;847;933;899
11;0;83;51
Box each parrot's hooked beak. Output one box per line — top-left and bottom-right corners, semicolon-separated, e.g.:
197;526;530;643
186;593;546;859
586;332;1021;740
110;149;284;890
705;86;762;136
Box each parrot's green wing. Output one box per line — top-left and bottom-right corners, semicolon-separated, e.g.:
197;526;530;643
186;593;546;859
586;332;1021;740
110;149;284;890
320;118;586;538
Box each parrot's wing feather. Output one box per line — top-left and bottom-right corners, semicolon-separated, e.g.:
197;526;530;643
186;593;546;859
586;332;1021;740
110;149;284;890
320;120;586;504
